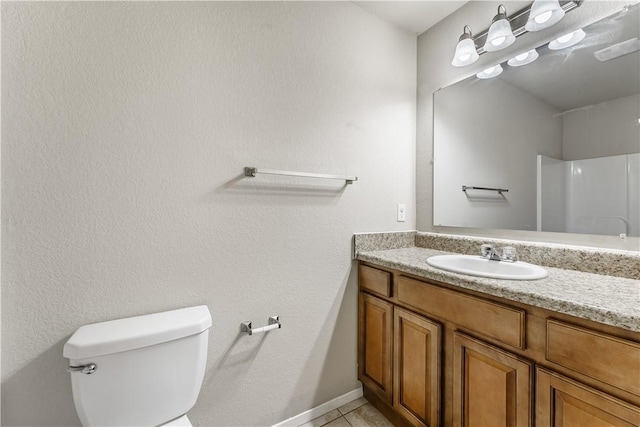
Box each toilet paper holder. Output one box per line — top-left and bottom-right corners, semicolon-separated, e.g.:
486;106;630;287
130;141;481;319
241;316;281;336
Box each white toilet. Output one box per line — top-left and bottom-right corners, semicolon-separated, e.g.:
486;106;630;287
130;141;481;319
63;305;212;426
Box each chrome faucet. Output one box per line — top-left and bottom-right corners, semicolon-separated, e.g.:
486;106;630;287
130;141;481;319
480;244;502;261
480;244;518;262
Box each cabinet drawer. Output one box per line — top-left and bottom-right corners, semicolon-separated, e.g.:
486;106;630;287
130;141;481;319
397;276;525;349
546;319;640;396
359;264;392;298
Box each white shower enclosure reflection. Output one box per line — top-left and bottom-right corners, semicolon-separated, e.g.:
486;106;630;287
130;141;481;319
538;154;640;237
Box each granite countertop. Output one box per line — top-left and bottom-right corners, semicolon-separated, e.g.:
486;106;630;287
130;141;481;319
357;247;640;332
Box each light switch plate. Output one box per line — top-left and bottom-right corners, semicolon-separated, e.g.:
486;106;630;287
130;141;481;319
397;204;406;222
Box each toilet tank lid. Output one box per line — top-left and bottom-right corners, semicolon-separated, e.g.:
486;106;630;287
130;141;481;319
63;305;212;360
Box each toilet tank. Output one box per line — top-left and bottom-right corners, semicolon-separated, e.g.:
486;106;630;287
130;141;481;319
64;305;212;427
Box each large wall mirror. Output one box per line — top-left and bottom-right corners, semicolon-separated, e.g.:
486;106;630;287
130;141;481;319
434;4;639;238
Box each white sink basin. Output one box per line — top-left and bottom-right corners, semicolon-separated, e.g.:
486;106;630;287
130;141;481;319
426;254;548;280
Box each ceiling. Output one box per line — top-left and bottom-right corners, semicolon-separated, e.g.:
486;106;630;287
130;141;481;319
354;1;468;35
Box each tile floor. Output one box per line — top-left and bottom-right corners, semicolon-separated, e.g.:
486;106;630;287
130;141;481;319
298;396;393;427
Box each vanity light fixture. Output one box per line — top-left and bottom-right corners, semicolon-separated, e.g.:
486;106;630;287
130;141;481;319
476;64;503;79
483;5;516;52
508;49;539;67
525;0;566;31
548;28;586;50
452;0;582;67
452;26;480;67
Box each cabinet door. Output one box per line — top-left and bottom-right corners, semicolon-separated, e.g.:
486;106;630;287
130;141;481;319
453;332;533;427
359;292;393;404
536;367;640;427
394;307;441;427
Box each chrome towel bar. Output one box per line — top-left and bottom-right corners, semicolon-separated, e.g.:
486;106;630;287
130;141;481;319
462;185;509;194
244;167;357;184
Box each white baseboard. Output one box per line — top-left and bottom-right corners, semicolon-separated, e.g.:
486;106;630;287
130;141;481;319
272;386;363;427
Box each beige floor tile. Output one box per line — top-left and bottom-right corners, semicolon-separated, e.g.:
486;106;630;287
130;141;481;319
343;404;394;427
337;396;368;415
299;409;342;427
322;416;352;427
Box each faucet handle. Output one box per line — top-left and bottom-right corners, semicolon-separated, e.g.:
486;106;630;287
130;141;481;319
502;246;517;262
480;244;494;257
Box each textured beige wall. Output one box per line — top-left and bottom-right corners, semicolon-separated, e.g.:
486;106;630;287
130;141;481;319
1;3;416;425
418;0;640;250
563;93;640;160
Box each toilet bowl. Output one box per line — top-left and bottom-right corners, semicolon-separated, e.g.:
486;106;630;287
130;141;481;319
64;305;212;426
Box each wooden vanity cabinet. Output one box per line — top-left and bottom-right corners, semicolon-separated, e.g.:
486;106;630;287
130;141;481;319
453;332;533;427
358;264;442;427
537;320;640;427
536;368;640;427
394;307;441;427
357;261;640;427
545;319;640;397
359;292;394;405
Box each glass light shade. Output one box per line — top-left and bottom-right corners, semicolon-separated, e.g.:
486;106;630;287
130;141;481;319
525;0;565;31
452;38;479;67
507;49;539;67
548;29;586;50
483;18;515;52
476;64;503;79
